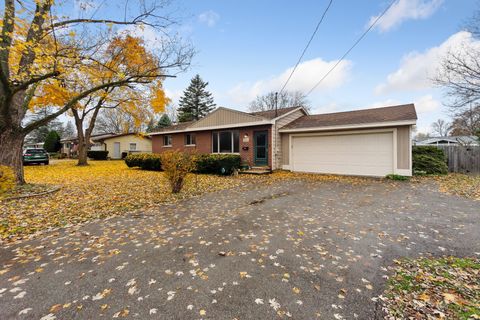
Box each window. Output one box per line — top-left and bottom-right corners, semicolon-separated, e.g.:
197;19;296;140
185;133;196;146
163;135;172;146
212;131;239;153
129;143;137;151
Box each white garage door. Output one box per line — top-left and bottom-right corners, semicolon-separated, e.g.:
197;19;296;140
291;132;394;177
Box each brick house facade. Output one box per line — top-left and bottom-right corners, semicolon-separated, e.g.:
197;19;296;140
149;104;417;176
151;124;273;168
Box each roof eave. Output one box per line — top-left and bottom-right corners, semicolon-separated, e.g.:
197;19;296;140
279;119;417;133
271;106;309;122
148;120;273;135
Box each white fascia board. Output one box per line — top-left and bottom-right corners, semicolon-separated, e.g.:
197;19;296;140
278;120;417;133
271;107;308;122
148;120;273;136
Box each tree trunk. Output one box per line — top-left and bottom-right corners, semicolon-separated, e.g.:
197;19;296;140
72;109;89;166
77;142;88;166
0;128;26;184
0;87;28;185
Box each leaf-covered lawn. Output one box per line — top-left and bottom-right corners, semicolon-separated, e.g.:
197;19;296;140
383;257;480;319
0;160;243;242
436;174;480;200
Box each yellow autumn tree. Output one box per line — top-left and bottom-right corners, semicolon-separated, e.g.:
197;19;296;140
32;35;172;166
0;0;193;184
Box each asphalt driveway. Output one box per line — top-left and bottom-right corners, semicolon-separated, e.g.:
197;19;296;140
0;177;478;319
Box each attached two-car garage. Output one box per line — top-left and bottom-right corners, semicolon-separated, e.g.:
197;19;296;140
277;104;416;176
289;131;395;177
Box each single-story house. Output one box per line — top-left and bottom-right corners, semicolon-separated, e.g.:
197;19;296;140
415;136;479;146
60;133;116;157
61;133;152;159
101;133;152;159
149;104;417;177
23;142;45;149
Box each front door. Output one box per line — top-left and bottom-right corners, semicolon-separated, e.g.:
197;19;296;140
113;142;121;159
254;131;268;166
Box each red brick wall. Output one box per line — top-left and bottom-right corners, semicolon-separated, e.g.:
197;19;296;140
152;131;211;154
151;125;272;168
238;125;272;167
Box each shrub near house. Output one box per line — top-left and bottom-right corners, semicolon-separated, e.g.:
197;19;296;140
412;146;448;175
125;153;162;171
125;153;241;175
195;154;241;175
160;150;196;193
87;151;109;160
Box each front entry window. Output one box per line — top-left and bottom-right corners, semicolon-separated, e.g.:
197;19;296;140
212;131;239;153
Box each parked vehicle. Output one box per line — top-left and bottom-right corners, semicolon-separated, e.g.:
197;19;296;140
23;148;49;165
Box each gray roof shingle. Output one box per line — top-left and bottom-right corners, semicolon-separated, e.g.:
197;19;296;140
281;104;417;130
250;106;303;119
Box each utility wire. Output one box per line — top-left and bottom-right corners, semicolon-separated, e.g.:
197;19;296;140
306;0;397;96
279;0;334;94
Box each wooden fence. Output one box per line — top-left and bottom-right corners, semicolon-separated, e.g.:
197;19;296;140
436;145;480;174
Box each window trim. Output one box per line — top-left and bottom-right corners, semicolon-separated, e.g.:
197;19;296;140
129;143;137;151
163;135;172;147
185;133;196;146
212;130;240;154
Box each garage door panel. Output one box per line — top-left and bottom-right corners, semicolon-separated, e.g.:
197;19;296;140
291;132;394;177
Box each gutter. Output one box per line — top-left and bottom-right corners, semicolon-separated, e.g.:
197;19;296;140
278;120;417;133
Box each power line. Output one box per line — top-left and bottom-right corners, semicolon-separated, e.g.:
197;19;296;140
279;0;334;94
306;0;397;96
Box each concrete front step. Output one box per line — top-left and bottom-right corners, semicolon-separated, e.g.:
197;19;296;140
240;167;272;175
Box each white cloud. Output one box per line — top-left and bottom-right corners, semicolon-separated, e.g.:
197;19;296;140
198;10;220;27
228;57;352;106
414;94;440;113
164;88;183;104
375;31;480;94
118;24;168;51
369;0;443;32
364;98;400;110
364;95;439;113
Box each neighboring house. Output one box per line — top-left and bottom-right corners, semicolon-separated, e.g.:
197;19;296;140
61;133;152;159
149;104;417;177
60;133;116;158
101;133;152;159
415;136;479;146
24;142;45;149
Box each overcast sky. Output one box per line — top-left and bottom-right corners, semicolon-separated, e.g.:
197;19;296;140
65;0;479;133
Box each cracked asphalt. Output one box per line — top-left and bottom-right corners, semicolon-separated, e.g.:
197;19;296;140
0;178;478;319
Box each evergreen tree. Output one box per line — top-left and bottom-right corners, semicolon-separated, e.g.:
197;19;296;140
156;114;172;128
147;114;173;132
44;131;62;152
177;75;216;122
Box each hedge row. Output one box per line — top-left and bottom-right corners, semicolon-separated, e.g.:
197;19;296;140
125;153;162;171
87;150;109;160
124;153;241;175
195;154;242;175
412;146;448;175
